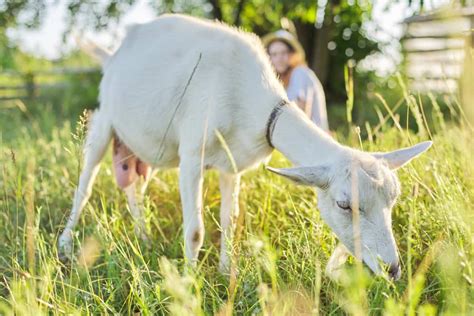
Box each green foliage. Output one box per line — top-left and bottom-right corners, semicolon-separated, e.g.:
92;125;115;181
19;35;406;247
325;0;379;98
0;1;45;29
1;0;379;101
64;0;136;31
0;0;46;70
0;32;16;70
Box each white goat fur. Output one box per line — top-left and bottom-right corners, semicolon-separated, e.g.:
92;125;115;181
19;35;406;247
59;14;432;278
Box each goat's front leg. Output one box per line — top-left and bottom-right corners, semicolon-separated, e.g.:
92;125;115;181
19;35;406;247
218;172;240;273
58;111;111;261
179;159;204;266
325;243;350;280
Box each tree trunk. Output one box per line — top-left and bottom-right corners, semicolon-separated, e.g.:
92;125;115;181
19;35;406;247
209;0;223;21
233;0;247;26
311;23;331;86
294;20;332;90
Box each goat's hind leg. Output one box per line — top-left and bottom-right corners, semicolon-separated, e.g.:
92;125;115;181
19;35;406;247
123;171;155;242
58;110;112;261
113;137;155;242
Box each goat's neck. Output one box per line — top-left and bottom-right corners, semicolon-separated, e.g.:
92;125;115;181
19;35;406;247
272;105;345;166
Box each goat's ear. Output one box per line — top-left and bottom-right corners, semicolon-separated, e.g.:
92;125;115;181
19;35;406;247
372;141;432;170
266;166;330;188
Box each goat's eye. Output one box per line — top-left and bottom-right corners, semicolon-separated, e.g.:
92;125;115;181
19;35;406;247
336;201;352;211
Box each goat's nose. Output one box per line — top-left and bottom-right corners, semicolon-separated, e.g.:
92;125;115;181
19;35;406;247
388;263;401;280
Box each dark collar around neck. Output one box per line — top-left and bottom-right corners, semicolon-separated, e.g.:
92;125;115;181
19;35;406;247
265;99;289;148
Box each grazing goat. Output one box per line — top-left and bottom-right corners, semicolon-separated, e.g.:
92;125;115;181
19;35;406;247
59;14;432;279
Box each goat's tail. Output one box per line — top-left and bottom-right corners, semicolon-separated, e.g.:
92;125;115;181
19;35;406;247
75;36;112;66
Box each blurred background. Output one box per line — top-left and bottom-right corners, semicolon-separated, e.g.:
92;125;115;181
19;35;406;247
1;2;473;314
1;0;472;132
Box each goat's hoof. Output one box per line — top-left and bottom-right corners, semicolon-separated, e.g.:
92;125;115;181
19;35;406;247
134;226;150;241
325;266;346;282
58;245;74;264
218;263;230;275
140;234;152;249
58;252;72;265
181;260;198;276
58;234;74;263
135;229;151;248
140;232;150;243
219;266;240;281
218;260;239;278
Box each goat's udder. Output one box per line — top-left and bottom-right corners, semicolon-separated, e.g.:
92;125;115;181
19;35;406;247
113;136;151;189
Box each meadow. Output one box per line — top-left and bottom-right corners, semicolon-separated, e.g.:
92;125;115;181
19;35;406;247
0;81;473;314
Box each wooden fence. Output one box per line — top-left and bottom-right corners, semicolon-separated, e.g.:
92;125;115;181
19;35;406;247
403;6;474;94
0;67;100;101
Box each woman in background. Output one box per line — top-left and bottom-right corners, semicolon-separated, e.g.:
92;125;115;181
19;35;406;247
263;30;329;132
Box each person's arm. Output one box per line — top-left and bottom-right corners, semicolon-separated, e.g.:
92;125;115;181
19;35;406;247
287;67;329;131
286;68;312;115
311;77;329;132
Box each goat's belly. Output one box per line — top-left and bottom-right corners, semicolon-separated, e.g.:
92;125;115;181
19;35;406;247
131;141;180;169
111;120;180;169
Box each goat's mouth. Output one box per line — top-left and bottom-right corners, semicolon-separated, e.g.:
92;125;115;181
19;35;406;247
386;262;401;280
336;242;402;280
364;259;401;281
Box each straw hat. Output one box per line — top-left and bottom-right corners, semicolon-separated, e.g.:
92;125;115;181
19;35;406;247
262;29;306;61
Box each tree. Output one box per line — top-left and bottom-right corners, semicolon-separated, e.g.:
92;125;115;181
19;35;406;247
0;0;43;70
2;0;462;96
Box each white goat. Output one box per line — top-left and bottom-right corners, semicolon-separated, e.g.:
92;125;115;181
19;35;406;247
59;14;432;279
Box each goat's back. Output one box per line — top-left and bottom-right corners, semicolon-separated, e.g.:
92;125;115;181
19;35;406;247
98;14;285;171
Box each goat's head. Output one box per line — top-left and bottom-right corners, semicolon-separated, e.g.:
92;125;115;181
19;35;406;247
267;141;432;280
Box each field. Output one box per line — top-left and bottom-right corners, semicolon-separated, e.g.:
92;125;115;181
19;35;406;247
0;87;473;314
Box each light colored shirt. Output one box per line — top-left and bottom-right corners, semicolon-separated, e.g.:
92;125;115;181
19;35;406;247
286;65;329;131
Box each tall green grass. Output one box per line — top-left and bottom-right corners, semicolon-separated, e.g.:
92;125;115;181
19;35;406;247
0;82;473;314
